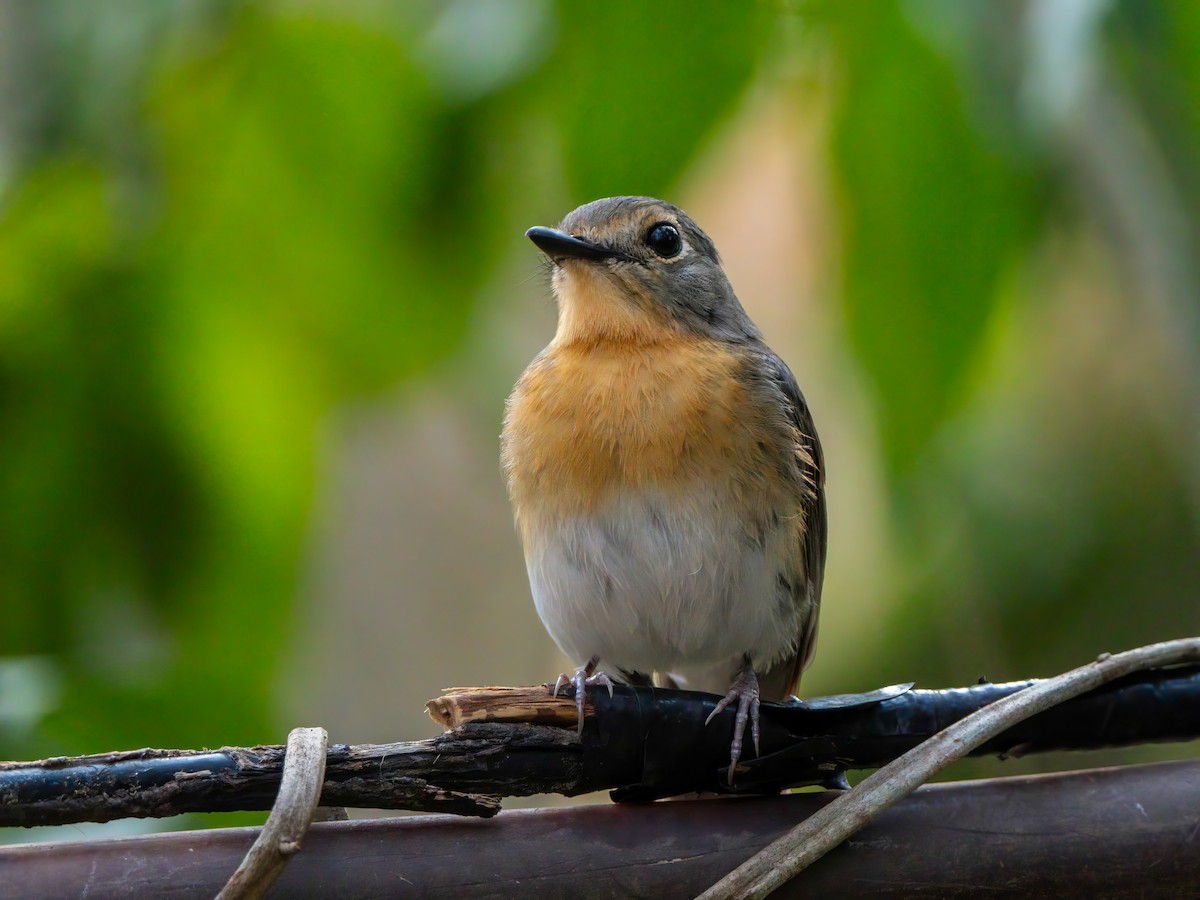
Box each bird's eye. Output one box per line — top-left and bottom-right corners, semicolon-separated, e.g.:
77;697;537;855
644;223;682;258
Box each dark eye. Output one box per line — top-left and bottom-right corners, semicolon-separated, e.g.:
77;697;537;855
645;223;682;258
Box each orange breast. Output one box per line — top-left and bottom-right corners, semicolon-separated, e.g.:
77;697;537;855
503;336;784;521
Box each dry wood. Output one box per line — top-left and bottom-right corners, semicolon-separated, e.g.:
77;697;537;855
426;685;583;729
0;726;561;826
4;662;1199;829
217;727;328;900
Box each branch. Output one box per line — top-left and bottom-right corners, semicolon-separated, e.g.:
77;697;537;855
216;727;327;900
2;659;1199;828
698;636;1200;899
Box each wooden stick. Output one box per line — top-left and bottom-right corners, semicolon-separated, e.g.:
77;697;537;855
426;685;583;729
217;727;328;900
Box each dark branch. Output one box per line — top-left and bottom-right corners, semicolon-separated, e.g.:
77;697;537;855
2;665;1198;828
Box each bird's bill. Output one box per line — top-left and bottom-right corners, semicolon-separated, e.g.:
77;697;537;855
526;226;614;262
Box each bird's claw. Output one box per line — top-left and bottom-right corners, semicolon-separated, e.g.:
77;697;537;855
705;669;761;785
552;664;613;734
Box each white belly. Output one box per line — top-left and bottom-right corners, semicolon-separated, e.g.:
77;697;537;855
523;487;799;679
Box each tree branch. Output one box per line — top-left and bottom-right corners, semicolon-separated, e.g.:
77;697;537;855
1;658;1198;828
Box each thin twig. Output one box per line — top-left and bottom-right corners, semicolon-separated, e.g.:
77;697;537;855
216;726;329;900
697;637;1200;900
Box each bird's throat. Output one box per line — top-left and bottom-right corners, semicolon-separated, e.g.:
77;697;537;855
552;264;674;347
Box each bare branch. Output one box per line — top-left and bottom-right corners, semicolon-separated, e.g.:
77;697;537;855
1;656;1198;828
216;727;328;900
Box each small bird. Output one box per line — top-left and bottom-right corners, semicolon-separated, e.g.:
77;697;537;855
502;197;826;782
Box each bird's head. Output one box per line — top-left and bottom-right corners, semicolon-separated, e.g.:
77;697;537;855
527;196;759;345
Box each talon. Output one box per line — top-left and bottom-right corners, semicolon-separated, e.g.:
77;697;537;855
705;695;731;727
750;697;761;758
548;656;608;734
552;673;571;698
705;668;761;786
575;671;586;734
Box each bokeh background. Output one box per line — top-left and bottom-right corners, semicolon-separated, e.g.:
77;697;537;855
2;0;1198;839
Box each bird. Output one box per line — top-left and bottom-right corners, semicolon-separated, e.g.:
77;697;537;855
501;196;826;783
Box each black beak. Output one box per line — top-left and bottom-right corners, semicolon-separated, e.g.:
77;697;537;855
526;226;614;262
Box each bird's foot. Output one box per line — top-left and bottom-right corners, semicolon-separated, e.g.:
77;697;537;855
705;668;761;785
551;655;613;734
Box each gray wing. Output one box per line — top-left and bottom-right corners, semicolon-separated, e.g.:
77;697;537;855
759;348;827;699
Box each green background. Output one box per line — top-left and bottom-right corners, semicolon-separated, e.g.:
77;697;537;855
1;0;1197;836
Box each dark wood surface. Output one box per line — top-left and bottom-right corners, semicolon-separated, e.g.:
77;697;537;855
2;760;1198;898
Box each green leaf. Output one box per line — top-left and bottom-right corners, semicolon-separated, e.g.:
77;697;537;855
825;2;1037;474
550;1;772;200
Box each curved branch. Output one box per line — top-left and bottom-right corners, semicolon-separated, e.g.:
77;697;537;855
697;636;1200;900
216;727;328;900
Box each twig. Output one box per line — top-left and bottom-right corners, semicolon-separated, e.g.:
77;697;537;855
696;636;1200;899
216;727;328;900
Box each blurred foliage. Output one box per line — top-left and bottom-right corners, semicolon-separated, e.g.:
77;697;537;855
550;3;772;197
0;2;508;756
0;0;1197;807
826;1;1043;475
0;0;775;760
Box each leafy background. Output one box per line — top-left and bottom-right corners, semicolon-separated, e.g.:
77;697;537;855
1;0;1197;839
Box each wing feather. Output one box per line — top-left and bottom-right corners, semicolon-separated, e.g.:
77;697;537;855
756;348;826;699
